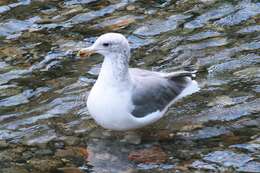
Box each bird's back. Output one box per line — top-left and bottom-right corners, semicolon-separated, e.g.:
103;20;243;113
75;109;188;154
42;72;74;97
129;68;199;118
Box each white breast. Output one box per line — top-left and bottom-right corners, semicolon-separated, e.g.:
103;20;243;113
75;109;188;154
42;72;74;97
87;82;135;130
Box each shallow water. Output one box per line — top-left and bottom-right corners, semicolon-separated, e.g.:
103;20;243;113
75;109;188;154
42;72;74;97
0;0;259;172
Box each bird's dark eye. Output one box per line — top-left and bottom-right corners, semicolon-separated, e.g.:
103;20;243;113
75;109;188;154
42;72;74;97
102;43;110;47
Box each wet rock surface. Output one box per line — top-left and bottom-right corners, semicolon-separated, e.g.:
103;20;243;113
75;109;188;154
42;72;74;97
128;146;167;163
0;0;259;172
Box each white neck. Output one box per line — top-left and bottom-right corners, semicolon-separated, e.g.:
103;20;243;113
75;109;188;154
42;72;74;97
97;53;131;88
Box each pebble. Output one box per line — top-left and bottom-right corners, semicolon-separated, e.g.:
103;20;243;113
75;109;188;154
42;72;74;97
190;160;218;171
57;167;84;173
121;132;141;145
0;140;8;149
1;166;29;173
55;147;88;159
128;146;167;163
63;136;80;146
126;5;135;11
28;159;63;172
35;149;53;156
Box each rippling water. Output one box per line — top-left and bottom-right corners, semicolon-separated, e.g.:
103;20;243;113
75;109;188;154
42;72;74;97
0;0;259;172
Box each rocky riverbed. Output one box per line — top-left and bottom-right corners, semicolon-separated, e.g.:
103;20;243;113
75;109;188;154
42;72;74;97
0;0;259;172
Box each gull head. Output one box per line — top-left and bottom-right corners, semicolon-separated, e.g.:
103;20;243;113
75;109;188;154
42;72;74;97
78;33;130;59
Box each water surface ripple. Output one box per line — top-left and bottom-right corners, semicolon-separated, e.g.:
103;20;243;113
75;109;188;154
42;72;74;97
0;0;259;172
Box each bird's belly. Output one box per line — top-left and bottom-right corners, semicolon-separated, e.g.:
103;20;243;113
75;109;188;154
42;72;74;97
87;86;133;130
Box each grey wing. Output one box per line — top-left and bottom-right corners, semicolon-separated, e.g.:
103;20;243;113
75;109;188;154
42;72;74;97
130;68;192;118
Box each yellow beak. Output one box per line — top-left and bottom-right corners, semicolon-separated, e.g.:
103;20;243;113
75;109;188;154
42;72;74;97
77;47;96;58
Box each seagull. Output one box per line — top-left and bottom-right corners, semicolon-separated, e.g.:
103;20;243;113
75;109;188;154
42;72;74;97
78;33;199;131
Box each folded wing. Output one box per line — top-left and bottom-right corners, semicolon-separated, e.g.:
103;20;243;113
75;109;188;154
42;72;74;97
130;68;197;118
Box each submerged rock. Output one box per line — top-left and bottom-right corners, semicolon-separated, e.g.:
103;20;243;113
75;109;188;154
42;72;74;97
90;15;138;31
0;17;40;38
0;140;8;149
121;132;141;145
128;146;167;163
63;0;98;6
0;5;10;14
238;161;260;173
62;136;81;146
234;67;260;79
27;159;63;172
0;166;29;173
184;3;236;29
190;160;218;171
57;167;85;173
208;54;260;76
65;0;131;26
134;14;191;36
230;143;260;153
214;2;260;26
203;151;253;168
0;0;259;172
186;30;222;41
237;25;260;34
55;147;88;159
